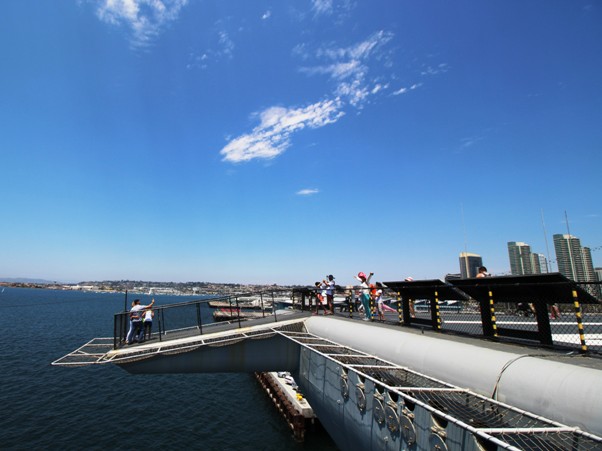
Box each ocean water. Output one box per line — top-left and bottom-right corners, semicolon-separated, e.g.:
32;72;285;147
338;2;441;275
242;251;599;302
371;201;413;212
0;287;338;450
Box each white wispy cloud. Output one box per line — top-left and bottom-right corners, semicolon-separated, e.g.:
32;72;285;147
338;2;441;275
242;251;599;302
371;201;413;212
420;63;449;76
296;188;319;196
300;30;394;108
218;30;234;58
392;83;421;96
186;27;235;70
96;0;188;48
371;83;388;95
262;10;271;20
220;31;395;163
310;0;354;20
220;99;345;163
460;135;483;149
311;0;333;16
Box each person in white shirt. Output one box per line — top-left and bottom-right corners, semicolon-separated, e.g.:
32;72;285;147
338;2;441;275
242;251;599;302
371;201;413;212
354;271;373;320
325;275;336;314
374;282;385;321
142;307;155;340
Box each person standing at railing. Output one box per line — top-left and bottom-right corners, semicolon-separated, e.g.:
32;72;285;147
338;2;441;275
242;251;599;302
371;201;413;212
355;272;374;321
326;275;336;315
143;306;154;340
313;281;328;315
126;298;155;345
374;282;385;321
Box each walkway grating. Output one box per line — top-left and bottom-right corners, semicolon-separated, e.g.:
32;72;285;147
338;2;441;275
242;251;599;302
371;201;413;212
279;330;602;450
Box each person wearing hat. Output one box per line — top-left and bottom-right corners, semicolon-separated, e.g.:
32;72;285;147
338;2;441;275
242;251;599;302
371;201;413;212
354;271;374;320
325;275;336;314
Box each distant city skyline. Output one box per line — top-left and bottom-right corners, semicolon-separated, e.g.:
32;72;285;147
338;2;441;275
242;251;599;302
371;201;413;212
1;1;600;286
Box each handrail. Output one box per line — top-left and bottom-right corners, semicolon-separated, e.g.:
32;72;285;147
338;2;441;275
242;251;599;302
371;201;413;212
113;287;305;349
113;279;602;355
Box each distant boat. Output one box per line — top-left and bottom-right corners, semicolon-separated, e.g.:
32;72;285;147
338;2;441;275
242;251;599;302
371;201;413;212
212;308;266;322
208;299;271;310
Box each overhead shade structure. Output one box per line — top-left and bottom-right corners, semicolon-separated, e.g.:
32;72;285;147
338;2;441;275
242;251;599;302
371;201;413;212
383;279;469;330
448;273;600;349
448;272;600;305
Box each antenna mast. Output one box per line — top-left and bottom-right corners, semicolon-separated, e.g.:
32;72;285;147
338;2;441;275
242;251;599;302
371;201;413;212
565;210;577;280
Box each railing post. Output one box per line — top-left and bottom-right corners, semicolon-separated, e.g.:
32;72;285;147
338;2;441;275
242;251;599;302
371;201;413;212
396;292;403;325
272;291;277;322
159;308;165;342
261;293;265;318
348;293;354;319
433;290;442;331
235;296;242;328
114;314;118;349
196;302;203;335
479;290;498;338
533;301;553;345
572;289;588;353
402;296;412;325
122;290;128;341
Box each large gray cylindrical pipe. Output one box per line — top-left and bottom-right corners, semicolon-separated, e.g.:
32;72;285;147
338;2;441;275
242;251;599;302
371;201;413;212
305;316;602;435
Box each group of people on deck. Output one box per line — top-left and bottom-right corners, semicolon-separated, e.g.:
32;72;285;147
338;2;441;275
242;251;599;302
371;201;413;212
125;298;155;345
313;272;396;321
313;275;336;315
354;271;397;321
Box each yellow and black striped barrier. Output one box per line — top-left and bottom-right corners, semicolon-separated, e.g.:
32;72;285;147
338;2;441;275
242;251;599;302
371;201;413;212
434;290;442;331
488;290;498;338
572;290;588;353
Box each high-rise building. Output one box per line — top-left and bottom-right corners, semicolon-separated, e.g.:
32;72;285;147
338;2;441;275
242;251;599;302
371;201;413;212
582;247;596;282
459;252;482;278
532;253;549;274
553;234;586;281
507;242;533;275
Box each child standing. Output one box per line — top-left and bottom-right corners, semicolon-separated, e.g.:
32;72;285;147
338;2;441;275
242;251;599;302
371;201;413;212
143;306;154;340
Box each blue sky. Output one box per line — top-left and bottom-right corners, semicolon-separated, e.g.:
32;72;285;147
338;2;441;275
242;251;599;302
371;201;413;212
1;0;601;285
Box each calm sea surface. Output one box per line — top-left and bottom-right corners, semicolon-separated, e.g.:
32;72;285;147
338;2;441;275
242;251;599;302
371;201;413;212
0;287;338;450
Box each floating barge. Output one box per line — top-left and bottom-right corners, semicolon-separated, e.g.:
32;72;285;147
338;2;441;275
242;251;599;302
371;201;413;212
255;371;315;441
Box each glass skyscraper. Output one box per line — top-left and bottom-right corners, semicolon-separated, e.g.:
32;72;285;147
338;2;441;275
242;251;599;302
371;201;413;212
507;241;533;275
554;234;600;299
553;234;586;281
